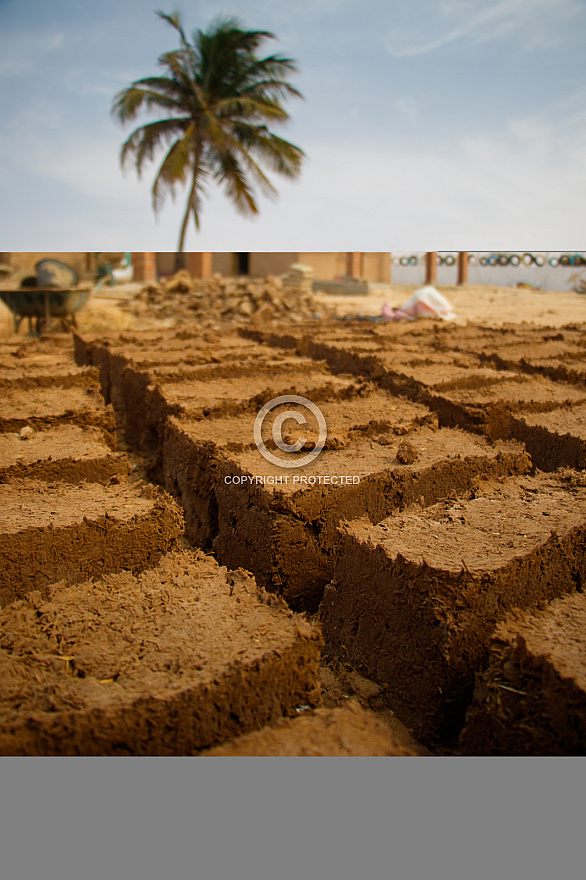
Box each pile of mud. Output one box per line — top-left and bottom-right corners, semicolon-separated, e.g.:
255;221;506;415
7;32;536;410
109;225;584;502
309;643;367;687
127;271;325;327
74;318;586;753
0;333;327;756
5;315;586;755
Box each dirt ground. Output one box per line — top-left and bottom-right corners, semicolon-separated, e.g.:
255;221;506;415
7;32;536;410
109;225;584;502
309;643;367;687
3;279;586;754
5;281;586;335
311;283;586;327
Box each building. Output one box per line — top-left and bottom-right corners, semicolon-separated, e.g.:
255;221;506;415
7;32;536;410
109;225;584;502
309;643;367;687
155;252;392;283
0;252;392;284
1;252;470;285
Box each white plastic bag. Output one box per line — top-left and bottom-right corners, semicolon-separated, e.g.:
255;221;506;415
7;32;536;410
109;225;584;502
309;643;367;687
382;286;456;321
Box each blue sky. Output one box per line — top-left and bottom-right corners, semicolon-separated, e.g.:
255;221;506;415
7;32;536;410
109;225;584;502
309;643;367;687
0;0;585;250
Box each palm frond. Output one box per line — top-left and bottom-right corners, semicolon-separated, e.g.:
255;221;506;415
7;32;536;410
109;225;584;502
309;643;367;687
201;113;274;199
112;83;186;122
231;124;304;178
151;123;196;213
120;117;191;174
212;150;259;217
156;10;190;50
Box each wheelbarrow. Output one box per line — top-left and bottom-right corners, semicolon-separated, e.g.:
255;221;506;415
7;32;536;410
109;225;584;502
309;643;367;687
0;288;90;335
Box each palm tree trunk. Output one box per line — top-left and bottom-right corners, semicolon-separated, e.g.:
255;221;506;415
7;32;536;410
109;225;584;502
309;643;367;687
177;145;201;255
177;187;194;254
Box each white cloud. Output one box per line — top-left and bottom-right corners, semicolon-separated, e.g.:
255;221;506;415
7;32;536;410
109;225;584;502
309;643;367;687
4;111;583;251
386;0;584;57
0;29;67;77
394;97;419;122
14;136;148;202
0;0;584;251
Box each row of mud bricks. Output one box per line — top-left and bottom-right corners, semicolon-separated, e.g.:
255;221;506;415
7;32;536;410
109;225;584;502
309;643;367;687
68;318;586;755
0;333;407;756
3;317;586;754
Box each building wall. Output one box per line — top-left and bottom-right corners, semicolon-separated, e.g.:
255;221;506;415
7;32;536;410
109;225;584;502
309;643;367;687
300;253;348;279
362;252;392;283
211;253;304;277
153;252;391;282
208;252;388;280
249;253;301;277
212;253;239;275
156;253;176;276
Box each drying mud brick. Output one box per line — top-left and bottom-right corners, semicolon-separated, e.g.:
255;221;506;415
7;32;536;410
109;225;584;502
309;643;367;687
76;323;532;606
0;363;100;389
244;325;586;438
164;394;530;610
320;471;586;743
0;333;80;367
460;592;586;755
74;329;324;470
115;359;350;468
474;328;586;387
0;381;116;443
426;371;586;440
0;480;183;607
206;703;414;756
509;403;586;471
73;329;272;397
0;425;129;484
0;549;322;755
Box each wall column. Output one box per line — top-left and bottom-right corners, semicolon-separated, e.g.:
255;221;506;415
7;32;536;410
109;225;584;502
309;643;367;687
131;252;156;282
457;252;469;285
184;252;213;279
345;252;363;279
425;252;438;285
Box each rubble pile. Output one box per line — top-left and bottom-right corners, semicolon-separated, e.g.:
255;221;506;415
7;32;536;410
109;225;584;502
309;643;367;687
127;271;324;326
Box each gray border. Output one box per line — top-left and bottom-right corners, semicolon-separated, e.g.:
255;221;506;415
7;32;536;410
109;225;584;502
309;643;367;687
1;756;585;880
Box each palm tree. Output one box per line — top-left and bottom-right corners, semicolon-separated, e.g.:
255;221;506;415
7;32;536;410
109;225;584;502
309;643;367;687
112;10;304;251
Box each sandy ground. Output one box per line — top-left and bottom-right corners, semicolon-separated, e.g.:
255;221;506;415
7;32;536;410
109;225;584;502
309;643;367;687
312;283;586;327
3;282;586;335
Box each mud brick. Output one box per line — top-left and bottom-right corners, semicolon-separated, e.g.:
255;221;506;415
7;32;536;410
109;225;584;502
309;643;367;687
121;337;271;370
0;425;129;484
0;381;116;442
244;325;586;435
362;349;490;388
99;349;305;428
206;703;414;756
73;328;271;399
243;324;449;401
0;363;100;389
334;345;586;437
0;334;80;369
117;358;348;460
416;323;586;367
0;480;183;607
510;403;586;471
474;329;586;386
163;388;530;610
133;350;307;385
320;471;586;743
460;592;586;755
74;328;331;468
429;372;586;439
310;337;586;436
0;549;321;755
